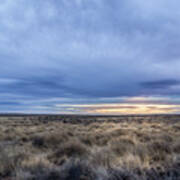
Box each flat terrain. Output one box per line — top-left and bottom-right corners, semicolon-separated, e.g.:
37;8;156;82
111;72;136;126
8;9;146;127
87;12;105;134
0;115;180;180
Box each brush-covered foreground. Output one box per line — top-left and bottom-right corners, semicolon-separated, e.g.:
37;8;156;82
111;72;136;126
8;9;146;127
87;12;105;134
0;115;180;180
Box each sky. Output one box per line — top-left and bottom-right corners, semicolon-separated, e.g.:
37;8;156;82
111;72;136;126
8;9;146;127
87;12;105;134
1;0;180;114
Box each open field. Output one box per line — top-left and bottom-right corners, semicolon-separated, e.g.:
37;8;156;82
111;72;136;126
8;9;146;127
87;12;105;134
0;115;179;180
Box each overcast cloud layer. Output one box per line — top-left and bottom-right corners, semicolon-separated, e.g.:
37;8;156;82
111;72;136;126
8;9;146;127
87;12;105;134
1;0;180;114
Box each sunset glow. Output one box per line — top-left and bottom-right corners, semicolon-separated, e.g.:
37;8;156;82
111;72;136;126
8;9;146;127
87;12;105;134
55;96;180;114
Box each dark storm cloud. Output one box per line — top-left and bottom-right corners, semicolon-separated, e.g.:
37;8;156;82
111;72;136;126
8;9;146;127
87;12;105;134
1;0;180;113
141;79;180;89
0;102;21;106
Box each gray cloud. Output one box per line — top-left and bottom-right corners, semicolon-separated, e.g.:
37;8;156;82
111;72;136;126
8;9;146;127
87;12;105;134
1;0;180;113
140;79;180;89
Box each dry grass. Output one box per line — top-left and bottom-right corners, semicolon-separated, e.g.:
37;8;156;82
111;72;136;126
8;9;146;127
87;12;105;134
0;115;179;179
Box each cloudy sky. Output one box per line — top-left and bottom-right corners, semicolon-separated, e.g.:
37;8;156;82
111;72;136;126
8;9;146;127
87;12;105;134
1;0;180;114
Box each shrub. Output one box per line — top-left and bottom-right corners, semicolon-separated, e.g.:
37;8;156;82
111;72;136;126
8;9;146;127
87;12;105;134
0;146;27;178
32;136;45;148
110;138;135;156
58;159;98;180
48;140;89;165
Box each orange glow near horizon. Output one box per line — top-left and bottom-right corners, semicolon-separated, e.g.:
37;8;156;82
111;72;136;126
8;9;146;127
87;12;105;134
93;106;176;114
55;96;180;114
57;101;180;115
89;104;179;114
